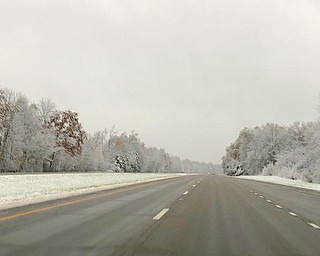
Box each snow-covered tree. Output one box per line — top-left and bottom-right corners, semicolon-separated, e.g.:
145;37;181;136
223;117;320;183
42;110;87;172
142;147;170;173
0;88;20;171
223;123;301;175
11;97;41;171
37;98;56;125
1;87;215;174
169;156;182;173
110;131;144;172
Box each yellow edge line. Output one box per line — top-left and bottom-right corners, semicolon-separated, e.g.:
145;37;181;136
0;179;171;222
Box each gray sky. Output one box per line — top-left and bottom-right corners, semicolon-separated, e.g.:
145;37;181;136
0;0;319;164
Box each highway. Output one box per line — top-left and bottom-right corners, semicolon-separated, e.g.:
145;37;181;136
0;175;320;255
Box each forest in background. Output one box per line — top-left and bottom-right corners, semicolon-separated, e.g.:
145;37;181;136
222;101;320;183
0;87;214;173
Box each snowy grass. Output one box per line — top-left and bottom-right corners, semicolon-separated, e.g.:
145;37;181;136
0;173;183;210
235;175;320;192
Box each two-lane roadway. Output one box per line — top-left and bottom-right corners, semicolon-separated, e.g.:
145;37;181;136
1;175;320;255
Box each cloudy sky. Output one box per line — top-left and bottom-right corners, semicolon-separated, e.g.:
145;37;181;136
0;0;319;164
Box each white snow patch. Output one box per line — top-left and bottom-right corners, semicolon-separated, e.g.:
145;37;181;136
235;175;320;192
0;173;182;210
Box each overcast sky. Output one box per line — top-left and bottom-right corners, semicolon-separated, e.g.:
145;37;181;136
0;0;319;164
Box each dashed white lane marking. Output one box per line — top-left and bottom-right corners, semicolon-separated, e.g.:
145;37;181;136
308;223;320;229
236;182;320;231
197;181;200;184
153;208;170;220
192;185;196;187
179;198;183;201
183;191;189;195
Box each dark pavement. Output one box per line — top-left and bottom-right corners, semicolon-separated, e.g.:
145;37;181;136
1;175;320;256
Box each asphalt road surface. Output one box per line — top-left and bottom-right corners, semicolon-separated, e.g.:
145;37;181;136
1;175;320;256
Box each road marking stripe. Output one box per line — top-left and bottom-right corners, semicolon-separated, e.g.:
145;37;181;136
197;181;200;184
266;199;272;203
192;185;196;187
179;198;183;201
289;212;298;217
0;178;176;222
275;205;283;209
250;190;253;193
308;223;320;229
254;193;258;196
259;196;264;199
183;191;189;195
153;208;169;220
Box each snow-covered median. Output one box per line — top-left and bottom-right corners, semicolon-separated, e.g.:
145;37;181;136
0;173;182;210
235;175;320;192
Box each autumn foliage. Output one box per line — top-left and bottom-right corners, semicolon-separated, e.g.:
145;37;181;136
46;110;87;156
0;86;214;173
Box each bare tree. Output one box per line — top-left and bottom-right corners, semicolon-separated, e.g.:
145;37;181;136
37;98;56;125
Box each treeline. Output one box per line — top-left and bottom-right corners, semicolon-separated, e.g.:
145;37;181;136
0;87;213;173
222;120;320;183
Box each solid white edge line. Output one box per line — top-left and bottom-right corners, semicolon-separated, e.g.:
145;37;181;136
153;208;170;220
275;205;283;209
308;223;320;229
289;212;298;217
183;191;189;195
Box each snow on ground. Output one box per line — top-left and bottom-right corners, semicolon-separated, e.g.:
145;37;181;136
236;175;320;192
0;173;183;210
